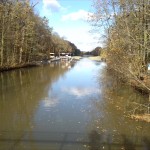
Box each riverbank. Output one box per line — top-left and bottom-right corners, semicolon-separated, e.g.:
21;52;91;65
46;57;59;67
88;56;101;61
107;67;150;95
0;57;73;72
72;56;82;60
107;68;150;122
72;56;102;61
130;77;150;95
0;56;102;72
0;62;42;72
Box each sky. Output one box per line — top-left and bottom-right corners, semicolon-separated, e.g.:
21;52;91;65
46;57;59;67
31;0;101;51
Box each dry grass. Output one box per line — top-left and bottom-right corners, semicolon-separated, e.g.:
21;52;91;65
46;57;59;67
72;56;82;60
131;114;150;122
88;56;101;61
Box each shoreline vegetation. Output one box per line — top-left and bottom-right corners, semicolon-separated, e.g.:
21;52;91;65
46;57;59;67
90;0;150;122
0;56;102;72
0;1;81;72
107;69;150;123
130;78;150;95
0;62;40;72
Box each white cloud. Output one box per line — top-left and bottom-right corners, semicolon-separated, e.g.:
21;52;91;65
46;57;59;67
56;26;101;51
62;87;100;98
43;0;62;13
42;97;58;108
62;10;93;21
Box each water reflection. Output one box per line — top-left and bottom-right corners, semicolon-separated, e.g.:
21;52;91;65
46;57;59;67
62;87;100;98
88;130;101;150
87;67;150;149
0;61;71;150
0;59;150;150
41;97;58;108
0;131;149;150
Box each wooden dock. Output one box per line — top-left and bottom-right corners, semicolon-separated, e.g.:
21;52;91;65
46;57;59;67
50;57;61;62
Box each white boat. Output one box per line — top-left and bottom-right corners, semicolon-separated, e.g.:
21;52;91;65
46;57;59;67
50;53;55;59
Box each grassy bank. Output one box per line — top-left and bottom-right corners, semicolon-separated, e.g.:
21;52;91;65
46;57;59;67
72;56;82;60
88;56;101;61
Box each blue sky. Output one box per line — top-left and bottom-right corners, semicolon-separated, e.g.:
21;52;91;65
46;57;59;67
31;0;101;51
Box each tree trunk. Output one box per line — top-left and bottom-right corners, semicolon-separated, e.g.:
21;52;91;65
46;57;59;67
19;28;25;64
0;15;4;67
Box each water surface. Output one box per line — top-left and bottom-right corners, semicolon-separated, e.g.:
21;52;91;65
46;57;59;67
0;58;149;150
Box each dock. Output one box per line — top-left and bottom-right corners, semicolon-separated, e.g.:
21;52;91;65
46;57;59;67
50;57;61;62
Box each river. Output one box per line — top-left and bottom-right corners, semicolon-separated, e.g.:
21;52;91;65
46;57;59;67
0;58;150;150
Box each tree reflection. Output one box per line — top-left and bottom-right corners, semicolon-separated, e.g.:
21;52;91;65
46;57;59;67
0;62;72;150
143;137;150;149
87;68;150;149
122;135;136;150
88;130;101;150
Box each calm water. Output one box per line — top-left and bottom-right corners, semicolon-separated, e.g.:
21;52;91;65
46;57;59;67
0;58;150;150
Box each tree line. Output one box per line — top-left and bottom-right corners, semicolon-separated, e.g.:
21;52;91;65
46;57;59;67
91;0;150;93
84;47;102;56
0;0;80;70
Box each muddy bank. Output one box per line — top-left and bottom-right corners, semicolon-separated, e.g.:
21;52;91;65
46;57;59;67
107;67;150;95
0;62;40;72
130;79;150;95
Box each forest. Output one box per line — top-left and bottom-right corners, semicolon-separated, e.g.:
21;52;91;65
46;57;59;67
91;0;150;94
0;0;80;71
